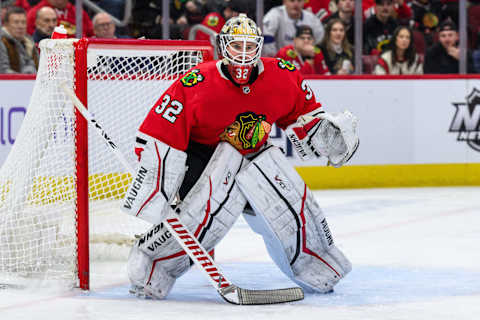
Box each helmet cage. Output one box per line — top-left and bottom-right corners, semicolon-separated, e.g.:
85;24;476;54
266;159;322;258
218;34;264;66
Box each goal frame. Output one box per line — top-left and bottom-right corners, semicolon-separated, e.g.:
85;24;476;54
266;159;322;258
72;38;214;290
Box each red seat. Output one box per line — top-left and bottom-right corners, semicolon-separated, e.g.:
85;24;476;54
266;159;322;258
468;5;480;49
412;30;426;54
362;55;378;74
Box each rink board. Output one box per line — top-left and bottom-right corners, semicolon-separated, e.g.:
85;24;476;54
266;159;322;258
1;75;480;188
270;76;480;187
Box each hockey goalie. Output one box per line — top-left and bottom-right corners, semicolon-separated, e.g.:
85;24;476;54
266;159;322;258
121;14;359;300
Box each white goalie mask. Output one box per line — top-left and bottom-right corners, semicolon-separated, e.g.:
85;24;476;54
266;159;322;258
217;14;264;84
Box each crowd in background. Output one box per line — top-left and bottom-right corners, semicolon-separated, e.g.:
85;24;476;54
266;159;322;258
0;0;479;74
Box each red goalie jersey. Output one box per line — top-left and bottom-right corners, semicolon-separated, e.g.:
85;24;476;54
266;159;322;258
139;57;321;155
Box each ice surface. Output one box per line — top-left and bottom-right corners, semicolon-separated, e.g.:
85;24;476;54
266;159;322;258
1;187;479;320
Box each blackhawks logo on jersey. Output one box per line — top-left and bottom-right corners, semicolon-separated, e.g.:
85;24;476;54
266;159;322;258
180;69;204;87
376;38;391;53
206;15;219;27
286;49;297;59
219;112;272;151
277;58;296;71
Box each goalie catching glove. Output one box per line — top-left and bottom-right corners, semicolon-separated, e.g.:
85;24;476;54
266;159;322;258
285;109;359;167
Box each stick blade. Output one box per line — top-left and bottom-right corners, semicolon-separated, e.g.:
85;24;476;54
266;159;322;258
220;285;304;305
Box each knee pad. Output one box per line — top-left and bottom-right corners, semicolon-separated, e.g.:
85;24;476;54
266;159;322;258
175;142;248;252
143;260;176;300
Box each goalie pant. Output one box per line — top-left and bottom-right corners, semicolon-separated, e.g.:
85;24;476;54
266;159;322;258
128;142;350;298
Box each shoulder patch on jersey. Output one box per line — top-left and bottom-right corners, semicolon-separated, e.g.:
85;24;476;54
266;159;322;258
219;112;272;151
376;38;391;53
206;15;219;27
286;49;297;59
180;69;204;87
314;46;321;54
276;58;296;71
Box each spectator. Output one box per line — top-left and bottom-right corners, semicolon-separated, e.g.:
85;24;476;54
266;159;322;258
424;20;475;74
14;0;33;12
364;0;412;24
363;0;398;55
174;0;206;26
361;0;375;18
97;0;125;20
411;0;440;31
319;18;354;74
303;0;333;20
129;0;163;39
32;6;57;44
173;0;208;39
26;0;93;37
374;26;423;74
473;50;480;73
410;0;442;48
262;0;325;57
276;25;330;75
3;1;19;22
194;0;247;41
92;12;116;39
0;6;38;74
323;0;354;45
1;5;7;23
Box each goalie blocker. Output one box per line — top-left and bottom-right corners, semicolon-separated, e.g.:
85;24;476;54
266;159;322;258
285;108;359;167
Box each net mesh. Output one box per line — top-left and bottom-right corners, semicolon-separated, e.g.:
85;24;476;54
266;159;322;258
0;39;210;288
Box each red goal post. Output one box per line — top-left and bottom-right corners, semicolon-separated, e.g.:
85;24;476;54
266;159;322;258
0;38;214;290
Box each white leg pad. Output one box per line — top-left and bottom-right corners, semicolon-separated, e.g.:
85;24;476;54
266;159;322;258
236;146;351;293
143;259;176;300
127;142;247;299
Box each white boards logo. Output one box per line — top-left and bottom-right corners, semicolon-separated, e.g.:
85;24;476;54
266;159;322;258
450;88;480;152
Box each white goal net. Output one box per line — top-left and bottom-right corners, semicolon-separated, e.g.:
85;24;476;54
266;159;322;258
0;38;213;289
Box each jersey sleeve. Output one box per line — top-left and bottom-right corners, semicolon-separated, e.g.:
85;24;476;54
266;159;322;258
373;56;388;75
395;2;412;20
262;8;280;57
139;79;193;151
276;66;322;130
83;10;94;37
26;6;37;34
196;13;224;40
311;15;325;43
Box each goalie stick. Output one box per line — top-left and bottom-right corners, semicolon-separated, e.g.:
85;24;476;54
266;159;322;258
60;83;304;305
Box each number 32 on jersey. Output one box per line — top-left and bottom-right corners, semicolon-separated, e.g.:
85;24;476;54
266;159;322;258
155;94;183;123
